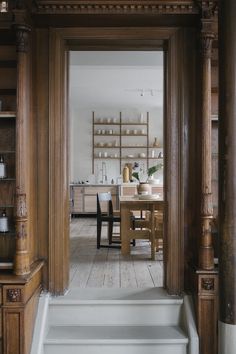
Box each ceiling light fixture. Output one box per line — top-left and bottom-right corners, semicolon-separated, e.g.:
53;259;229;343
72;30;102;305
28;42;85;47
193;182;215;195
124;88;161;96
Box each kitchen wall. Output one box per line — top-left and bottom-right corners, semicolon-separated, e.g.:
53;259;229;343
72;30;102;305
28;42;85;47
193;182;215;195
69;51;164;184
70;107;163;183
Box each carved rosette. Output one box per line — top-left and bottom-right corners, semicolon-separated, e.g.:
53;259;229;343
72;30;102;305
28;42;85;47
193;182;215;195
6;288;22;303
201;277;214;291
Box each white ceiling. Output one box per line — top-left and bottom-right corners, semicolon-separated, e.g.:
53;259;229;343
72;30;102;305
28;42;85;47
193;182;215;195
69;51;164;109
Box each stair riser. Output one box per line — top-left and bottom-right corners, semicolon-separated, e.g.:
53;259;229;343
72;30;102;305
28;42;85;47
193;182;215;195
49;304;181;326
44;343;187;354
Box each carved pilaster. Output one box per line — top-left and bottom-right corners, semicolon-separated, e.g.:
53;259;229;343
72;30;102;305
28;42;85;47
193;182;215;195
14;192;30;274
198;2;215;271
14;24;31;275
15;24;30;53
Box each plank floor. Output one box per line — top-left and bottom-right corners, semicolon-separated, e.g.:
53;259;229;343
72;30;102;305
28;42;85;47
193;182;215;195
69;218;163;289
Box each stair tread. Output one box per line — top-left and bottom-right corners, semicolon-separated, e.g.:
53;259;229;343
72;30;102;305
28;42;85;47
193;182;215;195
50;287;182;305
46;325;188;344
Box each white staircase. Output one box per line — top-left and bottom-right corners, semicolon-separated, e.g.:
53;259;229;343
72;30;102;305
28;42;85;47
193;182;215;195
31;288;199;354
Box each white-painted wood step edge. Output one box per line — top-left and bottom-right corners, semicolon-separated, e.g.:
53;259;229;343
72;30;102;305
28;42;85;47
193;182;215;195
45;325;188;345
50;287;182;304
181;296;199;354
49;303;182;326
44;344;187;354
30;293;50;354
50;299;183;305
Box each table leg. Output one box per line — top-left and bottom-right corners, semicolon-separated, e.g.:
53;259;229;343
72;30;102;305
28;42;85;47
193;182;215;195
150;205;156;260
121;204;131;256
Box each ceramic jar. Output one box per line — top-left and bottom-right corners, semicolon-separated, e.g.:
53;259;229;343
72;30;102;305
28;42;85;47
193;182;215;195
123;166;129;183
137;183;151;195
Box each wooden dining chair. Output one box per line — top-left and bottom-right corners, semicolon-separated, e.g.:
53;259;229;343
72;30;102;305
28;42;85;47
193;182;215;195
96;192;121;249
129;209;164;259
154;210;164;252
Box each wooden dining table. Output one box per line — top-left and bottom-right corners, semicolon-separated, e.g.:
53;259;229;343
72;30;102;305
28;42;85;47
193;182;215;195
119;195;165;260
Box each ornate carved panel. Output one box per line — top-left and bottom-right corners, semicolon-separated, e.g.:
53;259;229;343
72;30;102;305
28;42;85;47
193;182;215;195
6;288;22;303
34;0;200;14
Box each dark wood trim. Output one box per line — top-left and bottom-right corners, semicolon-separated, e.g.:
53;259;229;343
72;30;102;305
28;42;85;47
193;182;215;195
48;29;69;294
193;268;218;354
164;29;185;294
48;26;188;295
1;260;44;354
33;0;205;15
219;0;236;325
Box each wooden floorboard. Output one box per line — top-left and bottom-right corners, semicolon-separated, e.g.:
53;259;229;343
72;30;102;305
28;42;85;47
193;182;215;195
69;218;163;288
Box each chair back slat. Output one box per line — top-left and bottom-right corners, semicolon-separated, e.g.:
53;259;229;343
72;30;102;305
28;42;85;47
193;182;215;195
97;192;112;216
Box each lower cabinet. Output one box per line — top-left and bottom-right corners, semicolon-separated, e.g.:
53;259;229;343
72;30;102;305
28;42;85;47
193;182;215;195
70;185;119;214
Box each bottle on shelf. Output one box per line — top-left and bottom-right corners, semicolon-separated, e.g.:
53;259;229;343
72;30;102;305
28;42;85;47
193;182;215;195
0;209;9;233
122;165;129;183
153;137;159;147
0;155;7;179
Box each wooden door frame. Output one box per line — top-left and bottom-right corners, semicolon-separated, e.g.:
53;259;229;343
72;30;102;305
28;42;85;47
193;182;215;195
48;27;186;295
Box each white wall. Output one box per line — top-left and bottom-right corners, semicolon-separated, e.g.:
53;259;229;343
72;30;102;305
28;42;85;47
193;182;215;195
70;108;163;183
69;51;164;184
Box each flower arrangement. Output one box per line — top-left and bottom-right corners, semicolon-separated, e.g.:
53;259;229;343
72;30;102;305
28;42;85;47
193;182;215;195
132;163;163;183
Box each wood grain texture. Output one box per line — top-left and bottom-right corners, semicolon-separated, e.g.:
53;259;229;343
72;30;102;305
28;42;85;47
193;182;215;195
34;29;50;289
1;261;43;354
70;218;163;288
48;28;69;294
218;0;236;325
193;269;218;354
164;28;185;294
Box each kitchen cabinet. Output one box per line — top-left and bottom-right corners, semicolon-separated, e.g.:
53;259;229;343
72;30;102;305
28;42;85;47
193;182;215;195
70;185;119;215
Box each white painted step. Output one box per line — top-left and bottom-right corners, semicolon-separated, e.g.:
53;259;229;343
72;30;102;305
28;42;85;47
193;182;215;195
44;325;188;354
49;287;183;326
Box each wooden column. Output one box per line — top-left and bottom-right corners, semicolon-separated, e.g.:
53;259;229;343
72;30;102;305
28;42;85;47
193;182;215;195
219;1;236;352
193;3;219;354
14;25;31;275
199;16;214;271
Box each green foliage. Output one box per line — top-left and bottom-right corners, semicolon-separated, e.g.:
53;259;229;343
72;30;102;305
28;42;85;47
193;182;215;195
132;172;140;181
132;164;163;182
147;164;163;177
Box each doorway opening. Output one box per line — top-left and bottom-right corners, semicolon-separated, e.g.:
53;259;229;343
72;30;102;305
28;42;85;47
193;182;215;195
68;50;165;288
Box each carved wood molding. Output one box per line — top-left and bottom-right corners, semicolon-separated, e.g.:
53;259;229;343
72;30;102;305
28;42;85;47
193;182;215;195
15;24;31;52
34;0;199;14
201;277;214;291
196;0;218;18
6;288;22;302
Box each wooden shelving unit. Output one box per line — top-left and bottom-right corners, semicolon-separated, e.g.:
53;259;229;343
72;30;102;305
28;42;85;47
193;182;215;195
0;44;17;270
92;111;163;174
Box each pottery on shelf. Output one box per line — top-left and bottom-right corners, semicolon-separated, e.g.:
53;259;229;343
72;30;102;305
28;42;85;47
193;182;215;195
153;137;159;147
137;182;151;195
